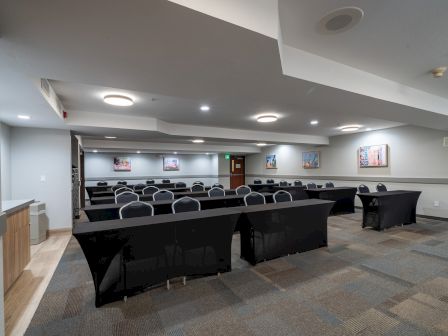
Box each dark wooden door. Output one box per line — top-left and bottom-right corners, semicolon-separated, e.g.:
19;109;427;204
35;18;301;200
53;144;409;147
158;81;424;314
230;156;245;189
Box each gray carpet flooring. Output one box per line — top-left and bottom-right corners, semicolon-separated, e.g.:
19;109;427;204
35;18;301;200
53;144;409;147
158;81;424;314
25;212;448;335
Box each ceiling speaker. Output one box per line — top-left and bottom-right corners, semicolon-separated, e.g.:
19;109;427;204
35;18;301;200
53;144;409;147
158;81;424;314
318;7;364;34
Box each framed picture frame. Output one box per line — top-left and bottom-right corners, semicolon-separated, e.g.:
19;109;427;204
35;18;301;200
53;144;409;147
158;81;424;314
113;157;131;171
302;151;320;169
359;144;388;168
265;154;277;169
163;157;180;171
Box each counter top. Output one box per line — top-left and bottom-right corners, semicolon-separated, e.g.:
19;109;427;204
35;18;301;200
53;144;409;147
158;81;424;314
1;199;35;215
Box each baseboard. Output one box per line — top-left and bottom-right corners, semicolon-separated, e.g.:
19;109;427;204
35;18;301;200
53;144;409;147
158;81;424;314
48;227;72;235
354;206;448;222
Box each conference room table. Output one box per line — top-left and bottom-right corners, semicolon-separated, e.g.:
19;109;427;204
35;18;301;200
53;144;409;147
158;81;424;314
357;190;422;230
89;189;237;205
238;199;334;265
86;183;176;198
84;193;274;221
73;207;241;307
248;183;280;192
272;186;309;200
305;187;357;214
92;186;210;197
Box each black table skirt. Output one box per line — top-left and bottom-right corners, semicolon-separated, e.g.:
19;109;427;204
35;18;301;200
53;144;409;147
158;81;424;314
239;199;334;265
248;183;280;192
357;191;421;230
73;208;241;307
86;183;177;198
305;187;357;214
272;186;309;200
91;186;216;197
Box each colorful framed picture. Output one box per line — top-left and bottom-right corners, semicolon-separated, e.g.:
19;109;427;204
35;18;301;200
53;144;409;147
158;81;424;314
113;157;131;171
265;154;277;169
163;157;180;171
302;151;320;169
359;144;388;168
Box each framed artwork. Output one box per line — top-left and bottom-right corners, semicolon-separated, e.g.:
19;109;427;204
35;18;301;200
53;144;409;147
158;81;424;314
163;157;180;171
265;154;277;169
302;151;320;169
113;157;131;171
359;144;388;168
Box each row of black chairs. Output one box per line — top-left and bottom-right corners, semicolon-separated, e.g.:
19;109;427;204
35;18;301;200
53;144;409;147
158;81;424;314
358;183;387;193
97;180;206;187
253;179;335;189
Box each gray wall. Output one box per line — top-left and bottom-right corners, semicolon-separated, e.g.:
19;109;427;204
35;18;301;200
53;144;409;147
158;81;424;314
0;123;11;200
246;125;448;217
11;127;72;229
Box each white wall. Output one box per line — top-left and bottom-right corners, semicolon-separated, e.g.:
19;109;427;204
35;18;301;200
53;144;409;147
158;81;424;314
246;125;448;218
85;152;219;187
0;123;11;200
11;127;72;229
217;154;230;189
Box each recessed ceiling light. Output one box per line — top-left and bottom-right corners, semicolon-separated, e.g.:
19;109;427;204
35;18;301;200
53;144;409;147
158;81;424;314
136;151;141;154
192;139;204;143
173;152;178;154
310;120;319;125
103;95;134;106
200;105;210;112
105;136;117;139
257;143;267;146
93;150;98;153
340;124;362;132
366;128;372;131
257;115;278;123
205;153;210;155
17;115;31;120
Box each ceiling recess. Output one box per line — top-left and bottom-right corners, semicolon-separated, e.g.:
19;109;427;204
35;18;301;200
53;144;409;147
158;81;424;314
318;7;364;34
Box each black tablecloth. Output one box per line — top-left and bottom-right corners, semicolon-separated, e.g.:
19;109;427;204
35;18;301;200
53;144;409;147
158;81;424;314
248;183;280;192
92;186;217;197
85;193;274;221
73;208;241;307
272;186;309;200
305;187;357;214
357;190;421;230
86;183;177;198
238;199;334;265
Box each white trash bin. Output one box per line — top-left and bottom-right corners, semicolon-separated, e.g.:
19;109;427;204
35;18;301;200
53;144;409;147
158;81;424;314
30;202;49;245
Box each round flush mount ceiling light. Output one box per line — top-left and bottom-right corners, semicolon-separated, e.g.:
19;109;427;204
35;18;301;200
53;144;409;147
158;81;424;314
200;105;210;112
105;136;117;139
103;95;134;106
192;139;205;143
318;7;364;34
310;120;319;125
93;149;98;153
431;66;447;78
340;124;362;132
257;115;278;123
257;142;268;146
17;115;31;120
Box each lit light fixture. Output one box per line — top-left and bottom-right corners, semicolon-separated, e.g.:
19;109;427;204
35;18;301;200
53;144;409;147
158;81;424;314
257;142;267;146
200;105;210;112
257;115;278;123
205;152;210;155
17;115;31;120
173;152;178;154
136;151;141;154
431;66;447;78
310;120;319;125
366;128;372;131
105;136;117;139
192;139;204;143
340;124;362;132
93;149;98;153
103;95;134;106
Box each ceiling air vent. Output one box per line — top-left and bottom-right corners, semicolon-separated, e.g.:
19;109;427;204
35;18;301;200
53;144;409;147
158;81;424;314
443;137;448;147
40;78;50;98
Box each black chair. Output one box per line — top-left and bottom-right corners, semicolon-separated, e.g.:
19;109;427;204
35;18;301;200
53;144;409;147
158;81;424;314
294;180;302;186
97;181;107;186
253;179;262;184
273;190;292;203
115;191;139;204
153;190;174;201
193;181;204;186
376;183;387;192
307;182;317;189
236;185;251;195
325;182;334;188
244;192;266;206
117;181;128;186
191;184;205;192
358;184;370;193
142;186;159;195
119;201;154;219
279;180;288;186
146;180;155;185
175;182;187;188
208;187;225;197
213;183;224;189
115;187;133;195
111;184;126;192
172;196;201;213
162;179;171;183
133;183;146;191
266;179;275;184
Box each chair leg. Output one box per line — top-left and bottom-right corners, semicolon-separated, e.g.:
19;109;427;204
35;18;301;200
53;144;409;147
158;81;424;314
166;280;170;290
183;276;186;285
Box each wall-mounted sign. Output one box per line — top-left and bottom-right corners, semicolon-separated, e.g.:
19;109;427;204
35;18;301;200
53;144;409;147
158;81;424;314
225;153;231;160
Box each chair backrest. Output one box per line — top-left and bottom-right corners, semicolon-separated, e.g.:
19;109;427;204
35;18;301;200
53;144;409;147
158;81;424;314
325;182;334;188
117;181;127;185
111;184;126;192
115;191;139;204
115;187;133;195
266;179;275;184
307;182;317;189
273;190;293;203
97;181;107;186
208;187;225;197
244;192;266;206
146;180;155;185
236;185;251;195
175;182;187;188
171;196;201;213
279;180;288;186
162;179;171;183
142;186;159;195
376;183;387;192
193;181;204;186
153;189;174;201
133;183;147;191
294;180;302;186
213;183;224;189
191;184;205;192
253;179;262;184
119;201;154;219
358;184;370;193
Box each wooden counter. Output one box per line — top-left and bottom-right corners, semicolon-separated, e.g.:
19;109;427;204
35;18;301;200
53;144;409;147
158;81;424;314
1;199;34;293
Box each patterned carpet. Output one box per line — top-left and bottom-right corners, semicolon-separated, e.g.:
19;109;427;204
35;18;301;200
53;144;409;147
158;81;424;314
25;212;448;335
